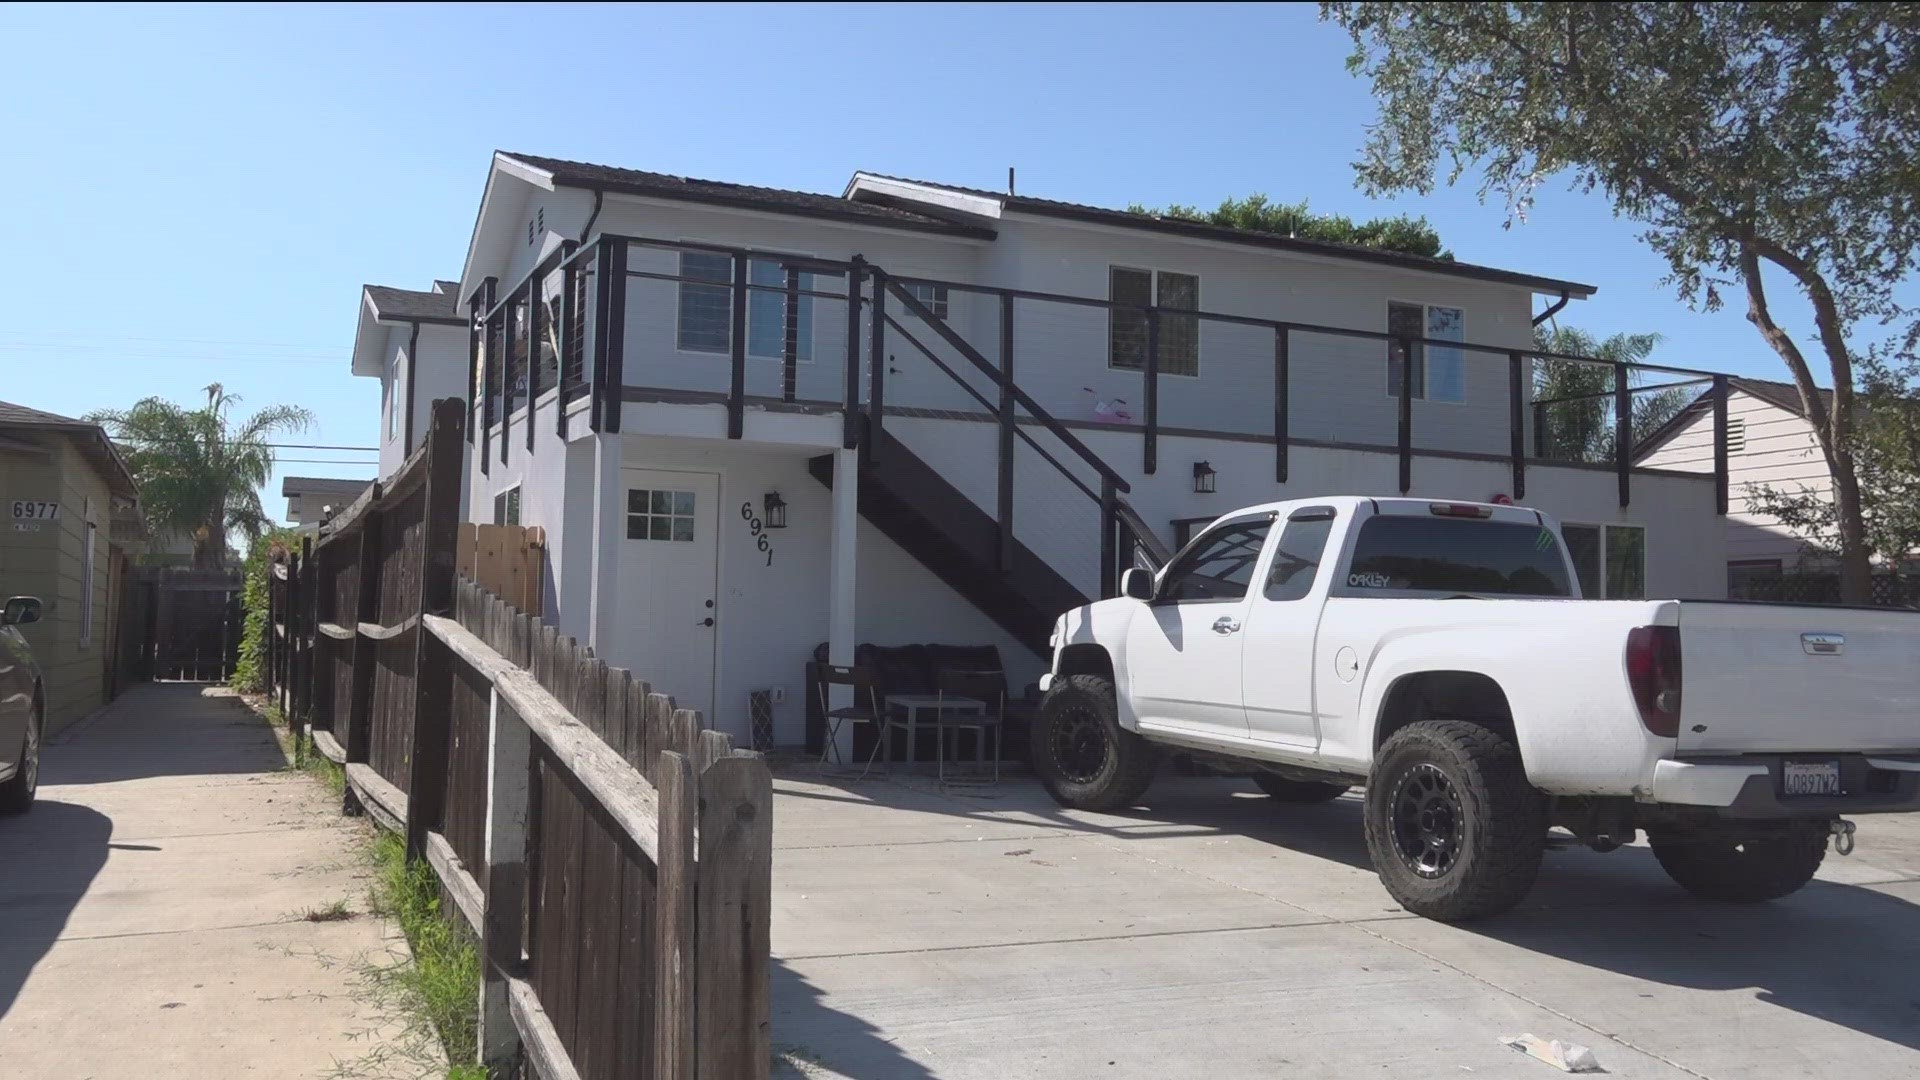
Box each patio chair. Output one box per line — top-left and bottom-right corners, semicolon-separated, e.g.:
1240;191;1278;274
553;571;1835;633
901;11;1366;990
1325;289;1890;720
931;668;1004;787
816;663;885;779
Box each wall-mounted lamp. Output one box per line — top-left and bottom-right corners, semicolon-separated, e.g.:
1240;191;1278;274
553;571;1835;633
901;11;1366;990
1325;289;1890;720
763;491;788;529
1192;461;1217;495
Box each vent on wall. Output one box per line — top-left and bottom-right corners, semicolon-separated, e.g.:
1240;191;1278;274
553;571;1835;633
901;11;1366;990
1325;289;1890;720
1726;417;1747;454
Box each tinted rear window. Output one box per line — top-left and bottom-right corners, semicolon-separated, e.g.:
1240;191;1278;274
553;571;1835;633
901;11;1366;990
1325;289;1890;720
1345;516;1573;597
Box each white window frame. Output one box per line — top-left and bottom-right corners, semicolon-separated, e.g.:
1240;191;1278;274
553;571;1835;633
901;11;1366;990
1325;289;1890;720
1108;265;1202;379
387;362;402;442
493;485;521;526
1385;299;1468;405
673;249;820;363
1562;521;1647;600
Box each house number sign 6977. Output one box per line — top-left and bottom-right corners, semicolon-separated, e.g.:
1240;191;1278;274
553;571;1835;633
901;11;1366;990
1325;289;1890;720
740;502;774;566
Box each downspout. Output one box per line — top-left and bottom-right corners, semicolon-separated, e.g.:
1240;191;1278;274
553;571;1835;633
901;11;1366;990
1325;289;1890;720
577;189;604;244
1531;289;1572;328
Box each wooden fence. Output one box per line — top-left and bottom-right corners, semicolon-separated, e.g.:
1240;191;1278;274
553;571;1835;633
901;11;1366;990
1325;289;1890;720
265;399;772;1080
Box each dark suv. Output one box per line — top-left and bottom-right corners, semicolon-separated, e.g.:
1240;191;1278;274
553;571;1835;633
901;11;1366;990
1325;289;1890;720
1;596;45;812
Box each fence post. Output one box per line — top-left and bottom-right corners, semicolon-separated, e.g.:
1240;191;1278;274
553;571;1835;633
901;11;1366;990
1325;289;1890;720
1143;308;1159;476
405;399;468;861
342;485;384;815
655;749;697;1080
728;254;747;440
842;257;865;450
264;566;278;701
1098;478;1118;599
478;681;531;1074
1397;336;1415;494
997;293;1016;573
695;753;774;1080
1712;374;1730;515
297;536;313;747
865;269;887;465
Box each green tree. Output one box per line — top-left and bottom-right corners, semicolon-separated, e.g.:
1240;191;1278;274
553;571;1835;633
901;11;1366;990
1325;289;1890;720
1321;2;1920;602
1127;193;1450;259
1749;355;1920;571
228;526;299;693
89;384;314;569
1533;326;1692;463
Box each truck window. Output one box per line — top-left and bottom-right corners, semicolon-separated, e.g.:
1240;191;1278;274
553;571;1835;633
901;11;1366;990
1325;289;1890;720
1158;519;1271;602
1264;514;1334;601
1345;516;1573;597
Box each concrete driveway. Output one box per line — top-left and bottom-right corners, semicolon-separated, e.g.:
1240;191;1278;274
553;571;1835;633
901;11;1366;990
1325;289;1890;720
770;769;1920;1079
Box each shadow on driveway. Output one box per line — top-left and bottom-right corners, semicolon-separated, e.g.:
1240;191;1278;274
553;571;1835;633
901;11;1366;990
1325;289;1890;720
0;800;112;1021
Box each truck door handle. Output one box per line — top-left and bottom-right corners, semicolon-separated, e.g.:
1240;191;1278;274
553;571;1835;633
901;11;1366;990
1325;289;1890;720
1212;616;1240;635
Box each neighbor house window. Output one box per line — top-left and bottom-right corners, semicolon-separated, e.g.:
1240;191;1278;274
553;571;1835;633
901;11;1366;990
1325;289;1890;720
678;253;815;360
388;363;403;441
1387;301;1466;403
627;488;696;541
493;486;521;526
1727;559;1783;599
1562;523;1646;599
1109;267;1200;377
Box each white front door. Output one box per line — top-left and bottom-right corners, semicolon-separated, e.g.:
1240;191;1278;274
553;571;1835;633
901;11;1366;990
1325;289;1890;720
615;469;721;722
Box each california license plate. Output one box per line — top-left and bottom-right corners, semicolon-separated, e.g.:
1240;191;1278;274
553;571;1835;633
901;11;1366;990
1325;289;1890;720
1783;760;1842;797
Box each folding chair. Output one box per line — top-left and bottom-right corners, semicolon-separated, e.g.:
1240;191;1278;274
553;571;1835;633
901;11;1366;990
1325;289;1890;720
816;663;885;779
933;668;1003;788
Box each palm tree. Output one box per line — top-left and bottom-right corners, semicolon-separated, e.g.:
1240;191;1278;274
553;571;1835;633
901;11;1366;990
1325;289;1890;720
1534;326;1692;463
89;384;314;569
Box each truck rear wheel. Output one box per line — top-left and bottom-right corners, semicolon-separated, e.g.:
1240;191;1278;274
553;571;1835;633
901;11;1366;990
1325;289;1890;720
1364;720;1546;921
1253;774;1350;803
1648;825;1828;902
1033;674;1157;811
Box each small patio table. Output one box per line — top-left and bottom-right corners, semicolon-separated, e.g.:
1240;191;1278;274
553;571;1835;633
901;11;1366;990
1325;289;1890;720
882;692;985;775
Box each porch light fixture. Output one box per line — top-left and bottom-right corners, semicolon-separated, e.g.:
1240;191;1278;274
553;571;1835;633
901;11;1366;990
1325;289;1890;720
763;491;788;529
1192;461;1217;495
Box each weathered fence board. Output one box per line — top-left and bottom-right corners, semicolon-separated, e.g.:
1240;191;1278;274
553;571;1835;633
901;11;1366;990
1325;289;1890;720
277;397;771;1080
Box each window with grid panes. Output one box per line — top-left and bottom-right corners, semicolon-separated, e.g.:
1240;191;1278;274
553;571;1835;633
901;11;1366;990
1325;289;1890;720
1109;267;1199;376
626;488;697;541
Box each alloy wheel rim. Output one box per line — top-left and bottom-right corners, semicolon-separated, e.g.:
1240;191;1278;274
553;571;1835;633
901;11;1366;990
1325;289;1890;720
1049;706;1108;785
1390;762;1463;878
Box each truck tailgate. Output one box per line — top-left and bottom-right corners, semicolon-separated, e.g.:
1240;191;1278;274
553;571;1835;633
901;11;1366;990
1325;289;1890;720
1678;602;1920;754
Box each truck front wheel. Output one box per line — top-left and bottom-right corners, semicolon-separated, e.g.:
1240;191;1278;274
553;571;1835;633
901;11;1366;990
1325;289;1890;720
1648;825;1827;902
1364;720;1547;921
1033;674;1157;811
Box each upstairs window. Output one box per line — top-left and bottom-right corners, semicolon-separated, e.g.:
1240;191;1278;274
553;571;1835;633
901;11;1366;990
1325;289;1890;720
1109;267;1200;377
1386;301;1466;403
902;281;949;321
677;252;815;361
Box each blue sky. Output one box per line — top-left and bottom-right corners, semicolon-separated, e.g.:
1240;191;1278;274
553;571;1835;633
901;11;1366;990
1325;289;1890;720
2;3;1830;522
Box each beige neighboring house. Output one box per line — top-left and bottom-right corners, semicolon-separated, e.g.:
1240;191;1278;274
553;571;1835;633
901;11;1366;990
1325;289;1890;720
0;401;145;735
1635;376;1894;596
281;475;372;535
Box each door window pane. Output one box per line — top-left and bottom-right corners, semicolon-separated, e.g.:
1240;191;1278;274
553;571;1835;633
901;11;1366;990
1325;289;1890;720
677;252;732;353
747;259;813;361
1108;267;1152;371
1562;524;1601;598
1265;514;1334;601
1158;271;1200;377
1604;525;1646;599
1386;301;1426;399
1159;519;1272;602
626;488;697;542
1347;516;1572;597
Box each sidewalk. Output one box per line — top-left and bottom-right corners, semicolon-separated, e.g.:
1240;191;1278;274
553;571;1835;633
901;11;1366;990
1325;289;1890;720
0;683;425;1078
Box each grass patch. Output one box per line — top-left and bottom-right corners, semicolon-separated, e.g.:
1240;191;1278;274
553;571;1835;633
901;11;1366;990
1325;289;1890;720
367;829;482;1072
300;898;355;923
257;702;347;796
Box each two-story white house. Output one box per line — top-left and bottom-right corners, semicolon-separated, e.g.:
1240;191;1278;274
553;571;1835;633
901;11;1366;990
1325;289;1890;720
423;151;1732;747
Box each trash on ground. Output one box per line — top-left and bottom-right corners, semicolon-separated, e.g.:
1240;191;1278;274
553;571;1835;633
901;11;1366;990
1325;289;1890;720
1500;1034;1603;1073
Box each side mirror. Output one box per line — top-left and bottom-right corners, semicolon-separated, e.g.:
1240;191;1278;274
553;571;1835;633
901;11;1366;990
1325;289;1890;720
1121;568;1156;602
2;596;42;627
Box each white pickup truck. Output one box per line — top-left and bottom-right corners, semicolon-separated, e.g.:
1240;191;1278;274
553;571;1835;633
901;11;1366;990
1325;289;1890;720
1035;496;1920;921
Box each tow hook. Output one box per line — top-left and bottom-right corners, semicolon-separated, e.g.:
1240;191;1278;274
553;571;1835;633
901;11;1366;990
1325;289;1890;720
1831;818;1856;856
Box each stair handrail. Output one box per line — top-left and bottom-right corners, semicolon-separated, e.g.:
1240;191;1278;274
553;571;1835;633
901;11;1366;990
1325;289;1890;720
1113;498;1173;569
880;275;1130;495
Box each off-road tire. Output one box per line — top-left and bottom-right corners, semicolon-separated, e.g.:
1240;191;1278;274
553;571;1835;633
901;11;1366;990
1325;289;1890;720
1253;773;1350;803
1648;825;1828;902
0;707;40;813
1033;674;1157;811
1364;719;1546;921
